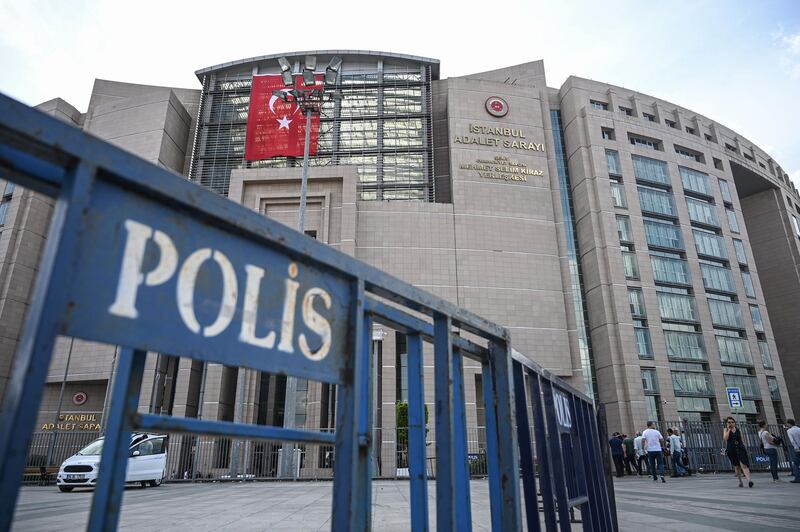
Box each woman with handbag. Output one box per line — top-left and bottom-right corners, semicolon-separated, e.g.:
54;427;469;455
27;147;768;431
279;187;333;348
758;419;782;482
723;416;753;488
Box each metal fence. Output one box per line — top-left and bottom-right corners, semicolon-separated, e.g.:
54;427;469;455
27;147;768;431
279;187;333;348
22;428;491;484
650;420;795;474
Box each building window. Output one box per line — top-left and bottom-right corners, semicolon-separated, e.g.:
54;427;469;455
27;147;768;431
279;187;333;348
680;167;711;196
716;329;752;366
606;149;622;175
704;133;714;142
700;262;735;293
708;299;744;328
0;181;14;227
759;341;773;369
741;271;756;298
629;134;663;151
676;396;714;422
619;106;633;116
639;186;677;217
791;214;800;237
643;112;656;122
657;291;698;322
767;376;784;424
686;197;720;227
632;155;670;186
685;126;696;135
733;239;748;265
664;328;706;361
641;369;662;422
611;180;627;208
718;179;733;204
651;254;691;285
590;100;609;111
726;209;740;233
749;305;764;332
723;369;760;402
629;288;647;318
665;119;677;129
713;157;724;171
675;146;703;163
622;246;639;279
635;321;653;359
617;215;633;243
671;367;714;397
693;229;728;260
601;127;615;141
644;219;684;250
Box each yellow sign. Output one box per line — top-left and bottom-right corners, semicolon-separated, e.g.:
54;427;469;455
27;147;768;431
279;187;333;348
454;124;545;152
41;413;101;431
459;156;543;182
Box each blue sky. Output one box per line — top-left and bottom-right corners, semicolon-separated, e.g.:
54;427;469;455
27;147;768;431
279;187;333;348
1;0;798;185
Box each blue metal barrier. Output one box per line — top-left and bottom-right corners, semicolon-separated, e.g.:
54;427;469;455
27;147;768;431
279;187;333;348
0;93;612;531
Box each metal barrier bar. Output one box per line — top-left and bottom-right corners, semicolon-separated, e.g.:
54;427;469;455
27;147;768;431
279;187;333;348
529;371;556;531
485;341;522;531
541;379;571;531
568;394;593;530
86;348;146;531
433;313;455;531
451;348;472;531
0;160;96;531
406;333;429;532
481;355;502;531
512;361;541;532
134;414;336;444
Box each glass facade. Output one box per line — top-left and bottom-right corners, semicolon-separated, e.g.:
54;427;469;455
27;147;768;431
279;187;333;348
617;215;633;242
708;299;744;328
749;305;764;332
686;197;720;226
623;251;639;279
635;325;653;359
733;239;748;264
657;292;698;322
693;230;728;259
664;330;706;360
611;181;627;208
719;179;733;203
680;167;711;196
632;155;670;185
644;219;683;249
651;255;691;285
700;263;735;292
606;149;621;175
671;370;714;396
638;186;677;216
716;334;752;365
551;111;596;398
629;288;647;317
723;373;761;400
758;341;773;369
726;209;740;233
190;58;434;201
741;271;756;298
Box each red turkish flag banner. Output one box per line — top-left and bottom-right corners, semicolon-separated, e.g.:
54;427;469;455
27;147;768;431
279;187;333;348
244;74;324;161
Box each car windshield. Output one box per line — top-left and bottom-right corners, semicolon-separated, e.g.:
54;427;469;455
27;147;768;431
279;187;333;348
77;439;104;455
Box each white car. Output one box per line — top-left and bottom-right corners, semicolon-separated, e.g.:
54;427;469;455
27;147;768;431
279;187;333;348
57;433;168;492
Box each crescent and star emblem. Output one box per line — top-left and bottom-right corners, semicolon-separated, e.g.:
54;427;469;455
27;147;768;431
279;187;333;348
268;88;302;130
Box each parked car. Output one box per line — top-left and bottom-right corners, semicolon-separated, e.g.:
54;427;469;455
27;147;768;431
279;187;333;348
57;433;168;492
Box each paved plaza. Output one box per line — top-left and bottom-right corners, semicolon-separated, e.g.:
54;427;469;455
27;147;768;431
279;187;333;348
11;473;798;531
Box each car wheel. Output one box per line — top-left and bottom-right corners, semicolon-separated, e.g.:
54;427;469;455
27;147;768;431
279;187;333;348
58;486;74;492
149;476;162;487
140;481;148;488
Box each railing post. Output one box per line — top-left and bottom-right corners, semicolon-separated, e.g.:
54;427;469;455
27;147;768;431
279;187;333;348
451;348;472;531
0;160;96;532
512;362;541;532
406;333;429;532
433;313;455;531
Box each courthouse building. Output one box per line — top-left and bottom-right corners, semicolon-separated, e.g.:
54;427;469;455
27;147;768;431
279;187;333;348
1;51;798;466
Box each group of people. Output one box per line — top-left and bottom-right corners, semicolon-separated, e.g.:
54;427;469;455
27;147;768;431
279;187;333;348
608;421;688;483
609;417;800;488
724;417;800;486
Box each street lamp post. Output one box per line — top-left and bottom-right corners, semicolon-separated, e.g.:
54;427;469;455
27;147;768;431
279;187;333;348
273;55;342;479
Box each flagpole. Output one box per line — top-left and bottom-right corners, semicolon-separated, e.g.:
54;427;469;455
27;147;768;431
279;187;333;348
298;108;312;233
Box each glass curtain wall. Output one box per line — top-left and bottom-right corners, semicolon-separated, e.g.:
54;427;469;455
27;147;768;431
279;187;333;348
191;59;434;201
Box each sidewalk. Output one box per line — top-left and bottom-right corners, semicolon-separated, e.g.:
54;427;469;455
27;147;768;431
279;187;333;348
11;473;798;531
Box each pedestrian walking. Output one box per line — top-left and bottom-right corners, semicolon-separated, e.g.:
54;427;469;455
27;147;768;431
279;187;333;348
642;421;666;483
667;428;687;477
786;419;800;483
634;431;648;476
623;434;637;475
723;416;753;488
609;432;625;478
758;420;782;482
